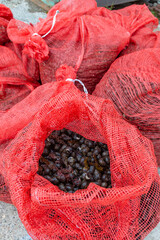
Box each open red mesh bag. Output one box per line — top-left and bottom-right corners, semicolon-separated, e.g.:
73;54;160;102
0;4;13;45
0;46;39;115
7;0;131;94
0;80;160;239
93;48;160;166
91;4;159;55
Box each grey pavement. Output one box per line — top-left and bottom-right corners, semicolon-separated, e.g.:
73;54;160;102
0;202;32;240
0;0;160;239
0;0;47;24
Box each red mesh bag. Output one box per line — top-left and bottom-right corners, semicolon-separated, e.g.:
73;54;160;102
0;46;39;115
5;41;40;82
120;27;160;56
91;4;159;55
93;48;160;166
0;4;13;45
0;80;160;239
0;140;11;203
7;0;131;94
117;5;159;56
90;4;158;33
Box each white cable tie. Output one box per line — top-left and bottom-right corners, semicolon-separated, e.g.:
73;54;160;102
31;10;59;39
42;10;59;38
66;78;88;95
32;33;40;36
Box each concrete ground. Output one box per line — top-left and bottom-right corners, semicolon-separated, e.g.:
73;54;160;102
0;0;47;24
0;0;160;239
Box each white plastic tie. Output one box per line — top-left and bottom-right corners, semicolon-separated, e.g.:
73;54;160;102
31;10;59;39
32;33;40;36
42;10;59;38
66;78;88;95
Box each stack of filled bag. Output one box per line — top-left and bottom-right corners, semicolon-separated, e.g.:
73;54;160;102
0;0;160;239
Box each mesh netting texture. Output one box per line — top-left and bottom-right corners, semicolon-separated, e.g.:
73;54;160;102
93;48;160;167
0;45;40;115
90;4;159;56
5;41;40;82
0;4;13;45
0;81;160;239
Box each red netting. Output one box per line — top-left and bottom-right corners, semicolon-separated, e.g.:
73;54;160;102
93;48;160;167
0;45;39;115
0;141;11;203
91;4;158;33
0;81;160;239
120;26;160;56
0;4;13;45
91;4;159;56
7;0;132;94
117;5;160;56
5;41;40;82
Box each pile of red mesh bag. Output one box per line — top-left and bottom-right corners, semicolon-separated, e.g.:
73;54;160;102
7;0;132;94
0;0;160;239
6;1;159;93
